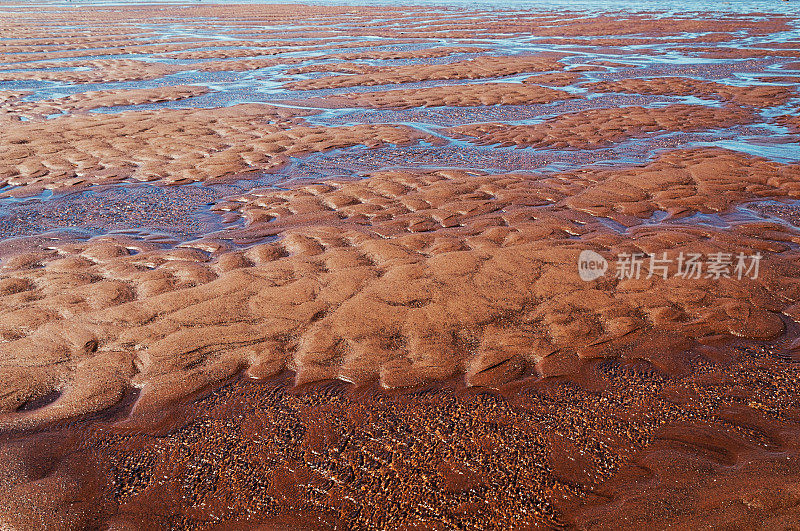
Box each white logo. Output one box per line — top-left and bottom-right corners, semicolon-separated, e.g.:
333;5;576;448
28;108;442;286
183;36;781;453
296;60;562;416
578;250;608;281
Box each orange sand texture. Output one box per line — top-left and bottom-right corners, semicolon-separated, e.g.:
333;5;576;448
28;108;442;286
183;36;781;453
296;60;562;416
0;2;799;529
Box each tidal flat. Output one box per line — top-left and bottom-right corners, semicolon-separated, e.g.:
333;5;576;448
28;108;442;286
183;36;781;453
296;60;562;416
0;2;799;529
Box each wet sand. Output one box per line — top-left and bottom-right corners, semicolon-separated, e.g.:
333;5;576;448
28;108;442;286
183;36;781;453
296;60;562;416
0;2;799;529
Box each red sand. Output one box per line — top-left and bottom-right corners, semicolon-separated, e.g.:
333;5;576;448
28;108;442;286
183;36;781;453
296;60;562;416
0;3;799;529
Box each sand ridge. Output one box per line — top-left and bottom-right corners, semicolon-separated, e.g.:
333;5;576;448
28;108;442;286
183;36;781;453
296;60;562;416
293;82;581;109
585;76;798;107
448;104;756;149
0;59;182;84
0;85;209;121
0;103;435;196
283;55;567;90
1;149;799;430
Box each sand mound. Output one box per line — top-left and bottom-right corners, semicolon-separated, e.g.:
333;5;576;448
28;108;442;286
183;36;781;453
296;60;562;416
284;55;566;90
449;104;755;149
0;85;209;121
585;77;797;107
0;148;798;429
318;82;578;109
0;104;434;195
